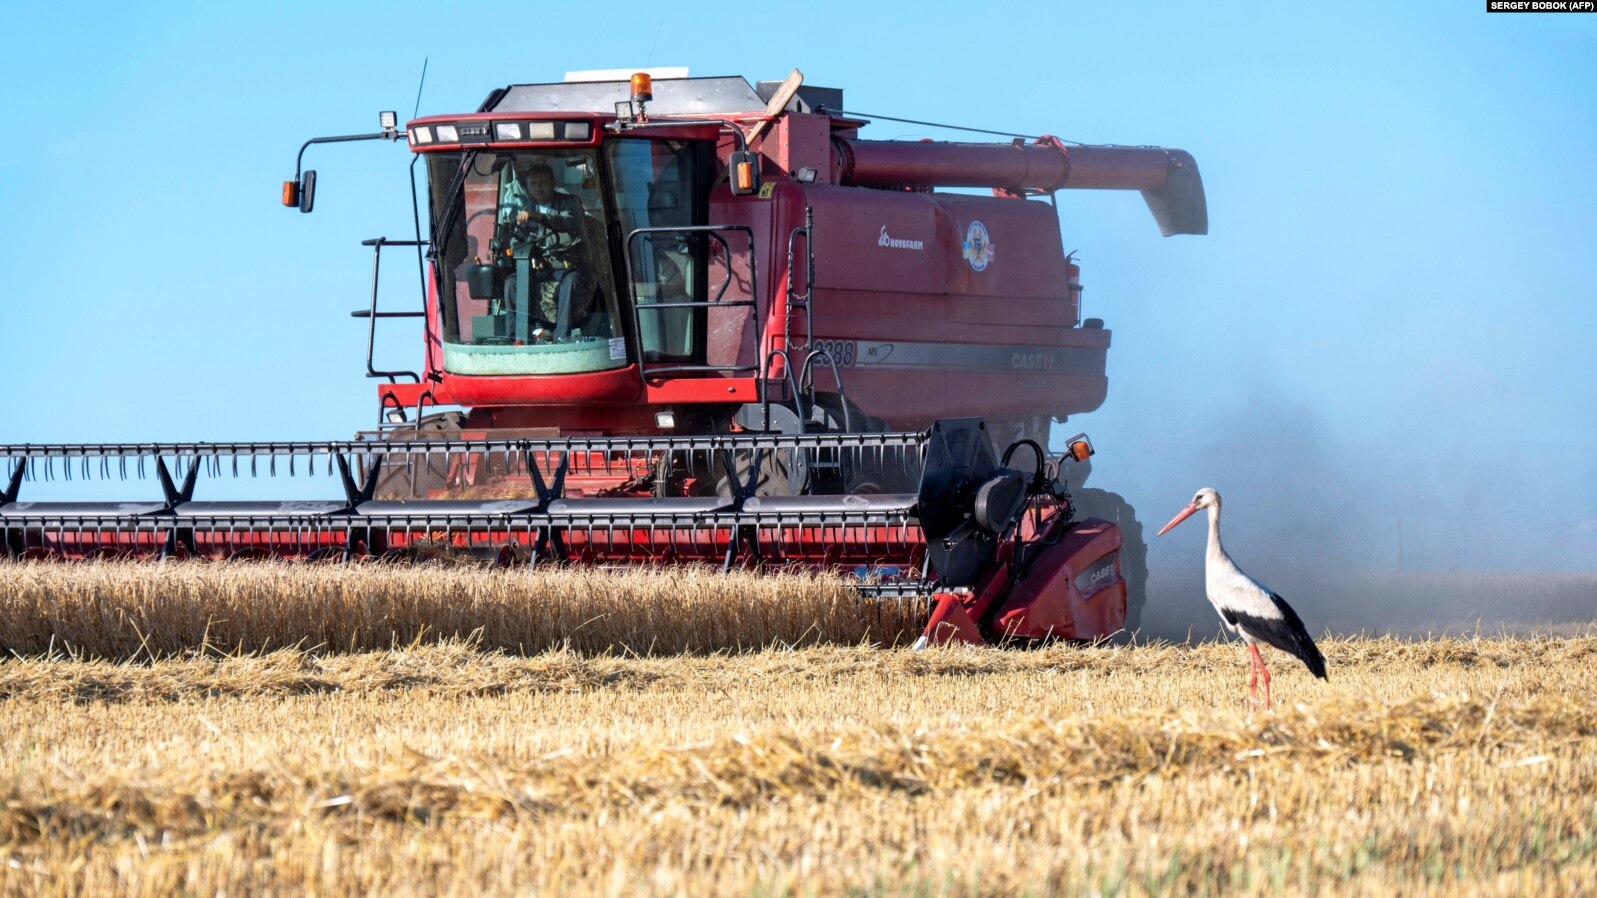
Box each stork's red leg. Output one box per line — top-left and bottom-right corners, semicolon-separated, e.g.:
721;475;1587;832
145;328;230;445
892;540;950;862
1256;646;1274;709
1246;644;1260;705
1247;643;1275;708
1252;642;1277;706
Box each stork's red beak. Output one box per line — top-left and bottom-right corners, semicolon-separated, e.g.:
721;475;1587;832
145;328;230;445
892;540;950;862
1156;503;1199;537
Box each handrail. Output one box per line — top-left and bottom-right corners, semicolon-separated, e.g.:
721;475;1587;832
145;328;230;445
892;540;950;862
356;237;429;384
783;207;815;353
799;349;851;432
758;348;807;433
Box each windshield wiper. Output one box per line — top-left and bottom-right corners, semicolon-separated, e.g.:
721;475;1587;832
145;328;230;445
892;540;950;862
428;150;481;261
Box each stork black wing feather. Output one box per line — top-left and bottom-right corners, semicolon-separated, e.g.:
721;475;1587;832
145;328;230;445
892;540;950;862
1234;595;1327;680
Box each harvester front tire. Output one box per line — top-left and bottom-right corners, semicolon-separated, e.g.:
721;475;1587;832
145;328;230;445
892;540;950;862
713;448;802;498
1070;488;1149;632
370;412;466;501
807;393;919;494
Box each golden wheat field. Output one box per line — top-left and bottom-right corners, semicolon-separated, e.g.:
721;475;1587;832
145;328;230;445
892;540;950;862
2;562;1596;897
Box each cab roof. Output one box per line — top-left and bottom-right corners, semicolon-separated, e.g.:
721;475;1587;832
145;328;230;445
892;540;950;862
484;75;841;118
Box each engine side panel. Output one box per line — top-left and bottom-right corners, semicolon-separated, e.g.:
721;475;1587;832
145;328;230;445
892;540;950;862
782;184;1109;428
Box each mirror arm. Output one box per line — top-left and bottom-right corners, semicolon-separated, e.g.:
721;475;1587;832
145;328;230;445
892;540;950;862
294;131;396;181
287;131;403;214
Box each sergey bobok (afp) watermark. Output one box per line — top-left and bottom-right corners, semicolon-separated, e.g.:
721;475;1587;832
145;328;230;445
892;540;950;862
1487;0;1595;11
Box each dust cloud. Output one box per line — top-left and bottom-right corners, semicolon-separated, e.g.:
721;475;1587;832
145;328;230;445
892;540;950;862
1117;398;1597;640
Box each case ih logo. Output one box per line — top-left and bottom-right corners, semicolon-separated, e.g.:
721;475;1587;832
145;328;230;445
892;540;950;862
878;227;925;251
1074;555;1120;598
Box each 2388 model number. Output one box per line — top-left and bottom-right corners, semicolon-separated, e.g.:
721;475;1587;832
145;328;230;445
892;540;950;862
808;339;857;367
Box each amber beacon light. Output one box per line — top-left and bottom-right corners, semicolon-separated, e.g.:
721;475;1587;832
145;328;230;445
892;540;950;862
630;72;653;102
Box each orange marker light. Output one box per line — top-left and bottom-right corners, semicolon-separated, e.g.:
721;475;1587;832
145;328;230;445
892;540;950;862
281;180;299;207
630;73;653;102
1069;440;1092;462
736;160;754;192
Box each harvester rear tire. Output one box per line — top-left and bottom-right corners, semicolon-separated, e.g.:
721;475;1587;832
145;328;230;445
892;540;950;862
1069;488;1149;633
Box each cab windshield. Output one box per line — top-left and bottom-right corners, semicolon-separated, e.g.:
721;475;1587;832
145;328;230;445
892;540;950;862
428;149;624;375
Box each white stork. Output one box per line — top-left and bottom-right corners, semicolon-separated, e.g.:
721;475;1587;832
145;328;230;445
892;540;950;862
1156;487;1327;707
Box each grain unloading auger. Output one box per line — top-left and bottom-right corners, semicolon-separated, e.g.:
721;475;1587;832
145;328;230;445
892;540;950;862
2;70;1206;646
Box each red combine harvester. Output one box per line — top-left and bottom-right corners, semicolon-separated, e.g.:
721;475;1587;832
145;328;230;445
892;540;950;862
1;71;1204;646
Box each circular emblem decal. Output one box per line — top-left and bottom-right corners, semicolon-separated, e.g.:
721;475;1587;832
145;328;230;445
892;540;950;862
962;220;995;272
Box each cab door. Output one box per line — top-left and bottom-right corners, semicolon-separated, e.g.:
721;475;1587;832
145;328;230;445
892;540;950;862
606;139;711;367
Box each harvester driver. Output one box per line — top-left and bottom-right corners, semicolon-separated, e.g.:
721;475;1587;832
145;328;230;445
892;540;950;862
498;159;591;341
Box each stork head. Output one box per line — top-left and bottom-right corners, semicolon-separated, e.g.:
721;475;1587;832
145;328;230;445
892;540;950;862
1156;486;1220;536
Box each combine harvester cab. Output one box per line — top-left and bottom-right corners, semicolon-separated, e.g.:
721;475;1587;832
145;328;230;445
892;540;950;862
1;70;1205;646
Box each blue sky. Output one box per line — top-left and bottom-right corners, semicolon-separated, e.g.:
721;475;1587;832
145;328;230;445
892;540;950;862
2;1;1593;571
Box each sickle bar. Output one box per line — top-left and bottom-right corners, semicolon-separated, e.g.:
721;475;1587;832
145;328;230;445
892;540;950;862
0;430;930;585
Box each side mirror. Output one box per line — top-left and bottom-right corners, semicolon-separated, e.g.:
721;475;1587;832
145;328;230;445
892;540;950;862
297;170;316;213
728;150;759;196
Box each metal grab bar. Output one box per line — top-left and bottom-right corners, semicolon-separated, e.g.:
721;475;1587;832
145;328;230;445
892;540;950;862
783;207;815;353
356;237;429;384
799;350;851;432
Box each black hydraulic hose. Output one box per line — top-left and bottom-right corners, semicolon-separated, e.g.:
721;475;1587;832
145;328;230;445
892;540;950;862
1000;439;1047;486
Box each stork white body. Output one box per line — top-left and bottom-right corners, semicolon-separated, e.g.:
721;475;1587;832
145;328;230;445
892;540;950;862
1157;487;1326;707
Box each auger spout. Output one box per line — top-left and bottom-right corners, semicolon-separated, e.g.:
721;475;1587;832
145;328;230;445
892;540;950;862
832;137;1207;236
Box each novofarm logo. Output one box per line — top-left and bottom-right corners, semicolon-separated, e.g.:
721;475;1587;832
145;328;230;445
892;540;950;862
878;226;925;251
